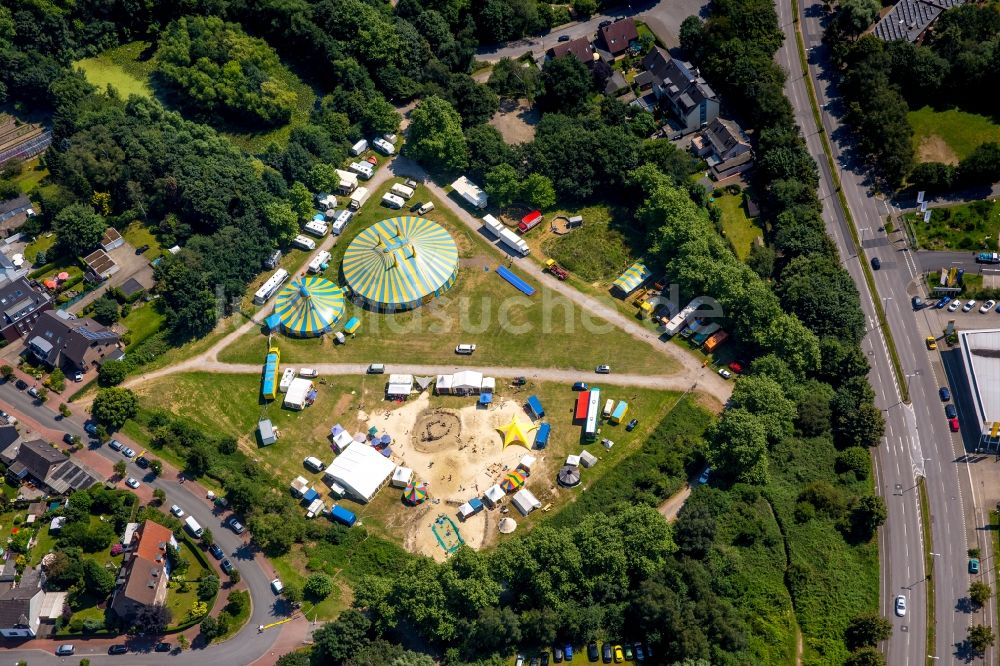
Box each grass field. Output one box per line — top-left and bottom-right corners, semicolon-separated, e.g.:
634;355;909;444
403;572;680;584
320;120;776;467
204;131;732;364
8;157;49;193
541;205;637;282
122;222;163;259
122;302;167;348
908;106;1000;164
74;41;155;100
907;198;1000;251
221;181;677;375
714;194;762;260
24;233;56;262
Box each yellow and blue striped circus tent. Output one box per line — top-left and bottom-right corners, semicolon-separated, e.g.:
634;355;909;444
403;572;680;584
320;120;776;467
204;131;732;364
274;276;345;337
342;216;459;311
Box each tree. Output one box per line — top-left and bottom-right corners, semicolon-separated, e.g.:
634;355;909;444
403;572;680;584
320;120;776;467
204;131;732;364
675;501;717;558
98;359;128;386
836;448;871;480
200;528;214;546
305;573;334;600
0;365;13;381
283;582;303;603
487;58;542;101
970;581;992;608
263;201;298;244
844;612;892;649
311;610;371;666
845;647;885;666
276;653;310;666
849;495;887;541
82;559;116;598
54;203;105;257
573;0;598;17
835;0;881;38
521;173;556;209
707;408;770;484
229;568;241;584
91;387;138;430
538;56;592;114
445;74;499;128
133;603;172;634
149;459;163;477
200;614;220;639
968;624;995;655
957;142;1000;187
113;460;127;478
152;488;166;504
91;296;120;325
287;181;314;222
728;375;796;443
484;164;521;208
405;96;469;173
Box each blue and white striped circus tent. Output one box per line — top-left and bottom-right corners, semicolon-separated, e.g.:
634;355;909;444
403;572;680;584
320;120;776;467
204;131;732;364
342;216;459;311
273;276;346;337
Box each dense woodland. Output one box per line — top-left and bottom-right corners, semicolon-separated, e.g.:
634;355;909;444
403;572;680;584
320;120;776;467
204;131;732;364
2;0;887;664
828;2;1000;189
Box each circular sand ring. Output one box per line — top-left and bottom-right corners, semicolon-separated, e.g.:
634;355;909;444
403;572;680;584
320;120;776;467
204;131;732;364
412;409;462;454
551;216;574;235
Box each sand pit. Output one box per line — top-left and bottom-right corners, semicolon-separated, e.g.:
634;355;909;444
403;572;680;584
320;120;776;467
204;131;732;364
360;393;550;560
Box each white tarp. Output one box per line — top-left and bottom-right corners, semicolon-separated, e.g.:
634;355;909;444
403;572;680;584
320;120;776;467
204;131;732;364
481;377;496;394
391;466;413;488
484;484;505;506
322;441;395;502
518;454;536;472
566;454;581;467
435;374;453;394
284;378;313;410
512;488;541;516
451;370;483;393
387;374;414;398
332;430;354;453
458;502;475;520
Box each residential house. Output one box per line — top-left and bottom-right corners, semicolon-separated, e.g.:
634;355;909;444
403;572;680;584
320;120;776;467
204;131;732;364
639;47;719;134
100;227;124;252
596;18;639;57
0;252;30;285
111;520;176;623
26;310;122;372
0;277;52;344
874;0;964;42
691;117;754;178
0;194;34;238
0;114;52;167
83;248;119;282
547;37;597;66
0;567;43;638
1;438;100;495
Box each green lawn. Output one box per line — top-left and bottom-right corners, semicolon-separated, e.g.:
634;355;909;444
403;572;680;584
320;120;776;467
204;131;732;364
541;205;637;282
8;157;48;193
74;41;155;100
24;233;56;263
122;302;167;348
122;221;163;259
908;106;1000;163
222;182;677;375
713;194;762;260
907;198;1000;251
28;524;58;566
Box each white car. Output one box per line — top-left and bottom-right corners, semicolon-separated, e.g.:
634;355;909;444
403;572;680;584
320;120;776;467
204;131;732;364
698;468;711;484
963;299;977;312
271;578;284;594
125;477;140;489
718;368;732;379
170;504;185;518
948;300;961;312
981;300;996;313
895;594;907;617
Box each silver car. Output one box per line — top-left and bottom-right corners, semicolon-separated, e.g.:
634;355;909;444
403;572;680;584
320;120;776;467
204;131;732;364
894;594;906;617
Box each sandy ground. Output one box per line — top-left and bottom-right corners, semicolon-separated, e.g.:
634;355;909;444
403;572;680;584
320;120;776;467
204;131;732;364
916;135;960;165
359;392;552;560
489;98;540;145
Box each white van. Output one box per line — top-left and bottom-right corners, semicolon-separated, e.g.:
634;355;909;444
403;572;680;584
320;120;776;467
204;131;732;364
390;183;414;200
381;193;405;209
303;456;324;473
184;516;204;538
299;368;318;378
455;344;477;355
417;202;435;215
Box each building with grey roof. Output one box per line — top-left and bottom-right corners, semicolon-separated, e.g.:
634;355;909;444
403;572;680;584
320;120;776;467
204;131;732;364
0;567;43;638
639;47;719;134
27;310;122;372
0;277;52;344
873;0;964;42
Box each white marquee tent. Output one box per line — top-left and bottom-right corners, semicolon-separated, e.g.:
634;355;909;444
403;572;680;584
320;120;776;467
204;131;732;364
323;442;396;502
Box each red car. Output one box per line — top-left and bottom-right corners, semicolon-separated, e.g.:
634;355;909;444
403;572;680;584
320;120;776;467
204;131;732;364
949;417;960;432
728;361;744;374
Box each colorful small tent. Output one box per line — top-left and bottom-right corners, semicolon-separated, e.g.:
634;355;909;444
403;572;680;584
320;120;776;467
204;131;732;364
274;276;345;337
344;317;360;335
497;415;537;449
612;261;652;296
403;481;429;504
501;470;527;493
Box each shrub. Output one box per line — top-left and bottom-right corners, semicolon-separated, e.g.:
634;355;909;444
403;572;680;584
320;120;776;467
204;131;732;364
304;573;334;600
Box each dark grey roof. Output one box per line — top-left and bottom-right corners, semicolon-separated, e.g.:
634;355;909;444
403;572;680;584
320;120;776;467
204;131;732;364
641;48;717;109
16;439;66;481
0;195;31;220
874;0;964;41
27;310;120;369
0;425;19;452
0;567;41;628
119;278;145;297
0;278;50;330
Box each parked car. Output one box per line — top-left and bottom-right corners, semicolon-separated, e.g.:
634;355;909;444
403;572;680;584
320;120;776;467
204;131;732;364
634;642;645;661
588;642;599;662
516;655;525;666
970;558;981;574
170;504;185;517
135;456;149;469
600;19;613;28
718;368;732;379
626;418;638;432
27;386;40;398
623;645;633;661
925;336;938;350
125;477;140;489
108;439;124;451
122;447;136;458
699;468;711;484
728;361;744;374
963;299;977;312
912;296;924;310
950;417;960;432
564;645;573;661
227;516;246;534
209;544;224;560
73;371;83;382
572;382;589;391
15;379;27;390
945;404;958;419
271;578;284;594
870;257;881;270
154;642;171;652
939;387;951;401
936;296;951;309
981;299;997;313
0;410;14;425
553;646;563;662
367;363;385;374
84;421;98;435
135;244;150;254
558;34;570;41
895;594;907;616
602;642;613;663
221;558;234;574
531;657;540;666
540;654;550;666
55;644;75;656
596;364;611;374
613;645;624;662
948;299;961;312
63;433;75;445
108;644;128;655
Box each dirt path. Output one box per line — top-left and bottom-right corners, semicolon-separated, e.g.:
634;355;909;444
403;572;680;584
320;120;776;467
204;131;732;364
658;483;693;522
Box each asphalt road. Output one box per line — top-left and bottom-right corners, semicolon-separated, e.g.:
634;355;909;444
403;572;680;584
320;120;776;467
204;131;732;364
0;382;289;665
792;3;992;663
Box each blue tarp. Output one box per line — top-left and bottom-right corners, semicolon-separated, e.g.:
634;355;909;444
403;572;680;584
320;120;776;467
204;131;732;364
526;395;544;418
380;447;392;457
534;422;551;449
495;265;535;296
264;313;281;331
469;498;484;512
479;393;493;405
302;488;319;502
330;505;357;527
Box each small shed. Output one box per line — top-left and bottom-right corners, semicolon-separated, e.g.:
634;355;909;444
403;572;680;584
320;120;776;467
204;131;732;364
100;227;124;252
279;367;296;393
579;450;598;468
610;400;629;425
526;395;545;420
329;482;346;498
264;313;281;332
331;430;353;454
481;377;496;394
391;466;413;488
435;374;453;395
258;419;277;446
302;487;319;503
283;378;314;410
534;423;551;449
386;374;414;399
344;317;360;335
458;498;484;521
484;484;505;507
479;393;493;406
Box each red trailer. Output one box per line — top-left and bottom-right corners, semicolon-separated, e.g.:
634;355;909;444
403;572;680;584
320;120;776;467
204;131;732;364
518;210;543;233
574;390;590;421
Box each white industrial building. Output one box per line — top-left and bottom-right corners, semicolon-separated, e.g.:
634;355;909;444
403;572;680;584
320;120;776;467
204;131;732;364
322;441;395;503
958;328;1000;449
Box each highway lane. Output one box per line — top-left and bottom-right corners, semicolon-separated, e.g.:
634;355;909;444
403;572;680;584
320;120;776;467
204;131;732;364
772;3;928;664
0;382;289;665
794;2;991;662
